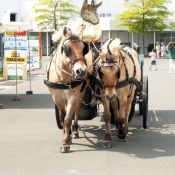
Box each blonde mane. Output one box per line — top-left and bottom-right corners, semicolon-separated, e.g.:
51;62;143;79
102;38;121;54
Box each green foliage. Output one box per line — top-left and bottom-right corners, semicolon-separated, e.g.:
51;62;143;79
115;0;175;33
32;0;80;31
0;71;3;77
115;0;175;54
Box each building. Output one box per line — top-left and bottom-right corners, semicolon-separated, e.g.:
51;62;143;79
1;0;175;65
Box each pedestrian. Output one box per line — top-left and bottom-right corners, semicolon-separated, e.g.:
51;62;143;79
74;20;102;60
149;49;157;71
156;42;161;59
161;42;166;58
165;42;175;73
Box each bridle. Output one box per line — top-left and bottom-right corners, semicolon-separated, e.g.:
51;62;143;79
96;38;122;89
98;59;121;89
51;35;89;80
61;37;88;66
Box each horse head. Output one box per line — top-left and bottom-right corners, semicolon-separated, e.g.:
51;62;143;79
81;0;102;25
98;38;121;102
60;27;89;80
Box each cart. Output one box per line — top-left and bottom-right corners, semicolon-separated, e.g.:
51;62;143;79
110;54;148;129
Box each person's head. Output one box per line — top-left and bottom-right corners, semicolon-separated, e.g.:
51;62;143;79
167;42;174;51
152;49;156;53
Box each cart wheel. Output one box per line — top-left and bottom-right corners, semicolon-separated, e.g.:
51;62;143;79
142;76;148;129
55;104;63;129
139;101;142;115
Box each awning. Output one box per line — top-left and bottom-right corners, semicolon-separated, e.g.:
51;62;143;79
0;22;33;33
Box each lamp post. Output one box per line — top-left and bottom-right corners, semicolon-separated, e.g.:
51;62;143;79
26;31;33;95
13;32;21;101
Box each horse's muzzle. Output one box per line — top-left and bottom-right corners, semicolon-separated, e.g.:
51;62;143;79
105;93;116;102
74;68;87;79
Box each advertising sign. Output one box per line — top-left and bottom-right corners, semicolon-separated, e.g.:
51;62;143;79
3;31;27;80
27;36;40;69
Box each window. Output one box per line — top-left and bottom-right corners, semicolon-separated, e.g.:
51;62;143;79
10;13;16;22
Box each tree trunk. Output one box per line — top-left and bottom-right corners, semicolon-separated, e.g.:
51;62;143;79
142;33;145;55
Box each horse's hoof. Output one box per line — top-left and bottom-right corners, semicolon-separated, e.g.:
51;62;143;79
60;146;70;153
72;132;79;139
102;142;111;148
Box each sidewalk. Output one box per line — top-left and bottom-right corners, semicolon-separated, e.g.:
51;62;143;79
0;56;50;108
0;56;49;92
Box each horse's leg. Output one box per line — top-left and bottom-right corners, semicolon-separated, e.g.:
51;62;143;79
111;99;119;136
124;92;136;140
101;97;112;148
53;96;73;153
72;109;80;139
60;100;80;153
117;94;128;140
72;113;79;139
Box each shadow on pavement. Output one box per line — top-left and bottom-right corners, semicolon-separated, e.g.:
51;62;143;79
66;110;175;159
0;93;54;109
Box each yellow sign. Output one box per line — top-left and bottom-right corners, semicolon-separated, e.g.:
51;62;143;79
6;31;15;35
5;57;26;62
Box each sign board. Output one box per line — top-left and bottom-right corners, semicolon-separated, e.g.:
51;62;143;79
27;36;40;69
3;32;27;80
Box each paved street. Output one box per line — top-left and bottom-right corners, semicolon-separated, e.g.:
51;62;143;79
0;56;175;175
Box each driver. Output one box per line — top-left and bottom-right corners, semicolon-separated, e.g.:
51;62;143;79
74;20;102;60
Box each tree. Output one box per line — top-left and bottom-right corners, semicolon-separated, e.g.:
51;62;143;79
32;0;80;31
115;0;175;55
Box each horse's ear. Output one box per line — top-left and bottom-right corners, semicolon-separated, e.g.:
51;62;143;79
63;27;68;36
63;27;72;37
83;42;89;55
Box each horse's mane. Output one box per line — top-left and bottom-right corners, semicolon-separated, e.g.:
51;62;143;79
101;38;121;61
66;35;81;42
102;38;121;54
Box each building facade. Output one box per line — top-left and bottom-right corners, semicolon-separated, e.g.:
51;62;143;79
1;0;175;60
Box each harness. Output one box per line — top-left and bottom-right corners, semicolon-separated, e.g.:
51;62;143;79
44;36;89;92
95;45;141;94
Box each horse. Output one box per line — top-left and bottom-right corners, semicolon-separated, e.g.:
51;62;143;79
81;0;102;25
44;26;94;153
95;38;142;148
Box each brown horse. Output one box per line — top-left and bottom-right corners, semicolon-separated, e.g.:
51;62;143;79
44;27;94;153
96;38;141;147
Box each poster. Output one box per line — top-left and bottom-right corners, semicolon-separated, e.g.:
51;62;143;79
27;36;40;69
3;31;27;80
